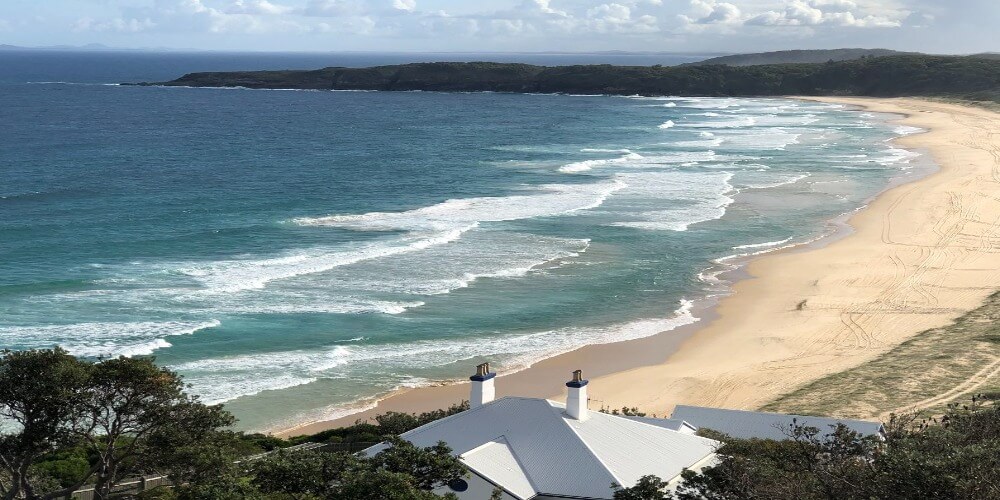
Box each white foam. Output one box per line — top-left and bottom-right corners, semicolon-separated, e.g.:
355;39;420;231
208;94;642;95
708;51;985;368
738;173;809;189
680;116;757;128
295;179;625;230
894;125;924;136
875;147;920;165
580;148;632;153
715;128;801;150
672;139;724;148
172;346;353;404
176;227;476;293
221;299;426;315
657;120;675;129
677;98;741;109
558;152;644;173
341;233;591;296
2;320;220;358
609;171;735;231
173;300;699;405
733;237;793;250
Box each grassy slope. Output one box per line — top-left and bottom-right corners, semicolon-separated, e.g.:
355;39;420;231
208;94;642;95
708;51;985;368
762;292;1000;419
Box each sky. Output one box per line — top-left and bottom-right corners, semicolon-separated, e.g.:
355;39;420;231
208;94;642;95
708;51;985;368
0;0;995;54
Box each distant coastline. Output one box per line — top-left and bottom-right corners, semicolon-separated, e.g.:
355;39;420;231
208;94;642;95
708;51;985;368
139;55;1000;104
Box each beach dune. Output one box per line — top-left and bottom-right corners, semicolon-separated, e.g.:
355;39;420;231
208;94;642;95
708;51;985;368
280;98;1000;436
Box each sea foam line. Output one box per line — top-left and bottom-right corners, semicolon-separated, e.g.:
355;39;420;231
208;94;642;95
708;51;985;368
294;178;626;230
172;299;699;407
1;319;221;358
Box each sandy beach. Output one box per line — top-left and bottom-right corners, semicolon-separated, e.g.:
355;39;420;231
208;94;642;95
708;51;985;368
278;97;1000;437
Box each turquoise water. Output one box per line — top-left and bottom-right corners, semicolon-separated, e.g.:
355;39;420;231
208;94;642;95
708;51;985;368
0;55;925;431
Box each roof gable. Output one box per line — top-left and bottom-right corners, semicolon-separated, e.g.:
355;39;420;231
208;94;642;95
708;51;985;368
461;437;536;500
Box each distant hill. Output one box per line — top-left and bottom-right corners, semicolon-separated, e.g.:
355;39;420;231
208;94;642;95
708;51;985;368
147;55;1000;103
972;53;1000;60
684;49;911;67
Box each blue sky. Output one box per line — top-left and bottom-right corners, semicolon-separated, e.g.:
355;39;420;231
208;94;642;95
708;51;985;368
0;1;995;53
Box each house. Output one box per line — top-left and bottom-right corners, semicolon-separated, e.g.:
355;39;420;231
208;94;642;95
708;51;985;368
669;405;885;441
365;364;719;500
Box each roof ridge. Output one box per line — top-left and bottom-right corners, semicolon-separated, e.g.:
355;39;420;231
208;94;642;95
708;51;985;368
617;415;719;446
494;434;543;495
554;406;626;489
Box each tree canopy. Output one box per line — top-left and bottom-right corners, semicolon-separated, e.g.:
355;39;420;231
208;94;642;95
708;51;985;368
613;398;1000;500
0;349;466;500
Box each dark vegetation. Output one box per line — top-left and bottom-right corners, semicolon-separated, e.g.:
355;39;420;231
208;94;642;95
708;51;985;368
4;349;999;499
614;397;1000;500
147;54;1000;103
0;349;465;499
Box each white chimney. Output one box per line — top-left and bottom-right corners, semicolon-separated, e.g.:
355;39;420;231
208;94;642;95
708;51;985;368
469;362;495;408
566;369;589;421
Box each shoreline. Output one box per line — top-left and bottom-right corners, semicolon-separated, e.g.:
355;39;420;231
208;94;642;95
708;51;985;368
276;97;1000;437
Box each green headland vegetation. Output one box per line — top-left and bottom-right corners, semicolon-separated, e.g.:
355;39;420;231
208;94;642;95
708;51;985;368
147;54;1000;103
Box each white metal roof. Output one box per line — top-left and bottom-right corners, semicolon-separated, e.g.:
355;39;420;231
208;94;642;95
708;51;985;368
460;437;535;500
670;405;885;441
623;416;698;434
365;397;719;500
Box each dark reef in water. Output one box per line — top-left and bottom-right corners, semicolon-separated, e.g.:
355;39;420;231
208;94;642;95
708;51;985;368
136;55;1000;102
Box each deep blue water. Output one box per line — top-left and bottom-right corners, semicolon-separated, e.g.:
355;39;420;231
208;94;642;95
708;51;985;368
0;52;926;430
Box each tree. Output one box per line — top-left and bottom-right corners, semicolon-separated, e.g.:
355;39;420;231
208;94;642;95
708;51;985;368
613;475;673;500
249;449;341;499
672;399;1000;500
1;350;240;500
367;436;466;490
78;357;231;499
0;349;90;500
336;469;451;500
246;438;466;500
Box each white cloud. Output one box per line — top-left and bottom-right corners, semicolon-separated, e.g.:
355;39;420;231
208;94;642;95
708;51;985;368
746;0;902;27
226;0;294;16
392;0;416;12
62;0;914;44
301;0;364;17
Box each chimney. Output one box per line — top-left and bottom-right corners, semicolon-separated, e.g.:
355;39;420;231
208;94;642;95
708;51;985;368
469;362;496;408
565;369;589;421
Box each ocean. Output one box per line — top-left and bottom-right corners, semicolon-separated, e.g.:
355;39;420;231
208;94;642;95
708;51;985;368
0;51;928;431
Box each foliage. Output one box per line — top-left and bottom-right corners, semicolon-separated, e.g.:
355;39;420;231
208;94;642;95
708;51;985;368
0;350;249;499
0;348;91;500
601;406;648;417
613;475;673;500
367;436;466;490
158;55;1000;104
2;349;469;499
288;400;469;446
80;357;235;498
614;398;1000;500
248;449;337;498
246;438;464;499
